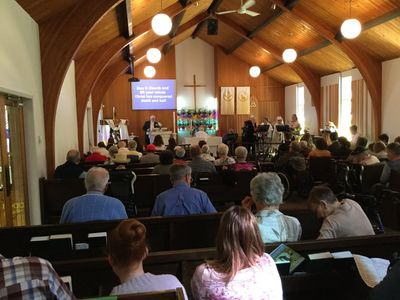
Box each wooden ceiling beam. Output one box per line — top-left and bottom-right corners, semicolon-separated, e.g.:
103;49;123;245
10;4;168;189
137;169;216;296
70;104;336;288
38;0;121;176
192;0;223;38
135;12;209;66
273;0;383;134
133;0;203;39
163;11;186;54
91;59;130;144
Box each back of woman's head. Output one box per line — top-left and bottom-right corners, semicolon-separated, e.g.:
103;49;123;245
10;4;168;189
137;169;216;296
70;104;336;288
153;135;164;146
213;206;264;282
315;138;327;150
107;219;147;267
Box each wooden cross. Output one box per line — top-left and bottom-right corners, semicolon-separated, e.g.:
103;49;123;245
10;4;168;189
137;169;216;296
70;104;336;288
183;74;206;110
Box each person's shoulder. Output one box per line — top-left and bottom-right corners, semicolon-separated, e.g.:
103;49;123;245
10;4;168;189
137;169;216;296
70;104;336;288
282;213;301;224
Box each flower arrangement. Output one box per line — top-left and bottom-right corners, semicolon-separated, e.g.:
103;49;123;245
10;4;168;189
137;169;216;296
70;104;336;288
177;108;218;132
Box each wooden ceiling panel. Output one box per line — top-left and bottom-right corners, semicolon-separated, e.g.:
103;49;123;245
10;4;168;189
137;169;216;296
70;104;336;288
16;0;80;23
234;40;276;68
131;0;178;26
132;30;158;51
296;0;400;32
298;44;355;76
198;21;243;50
170;26;196;46
180;0;213;24
217;0;277;31
75;9;120;59
357;17;400;61
266;64;302;86
257;11;325;52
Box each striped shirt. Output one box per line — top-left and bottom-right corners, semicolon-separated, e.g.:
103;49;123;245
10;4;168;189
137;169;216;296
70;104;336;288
256;209;302;243
0;254;75;299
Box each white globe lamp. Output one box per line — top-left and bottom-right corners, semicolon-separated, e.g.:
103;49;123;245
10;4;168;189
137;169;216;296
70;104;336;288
144;66;156;78
249;66;261;78
282;48;297;63
340;18;362;39
146;48;162;64
151;13;172;36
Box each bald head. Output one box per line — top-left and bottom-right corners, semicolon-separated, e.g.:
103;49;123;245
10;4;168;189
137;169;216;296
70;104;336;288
66;150;80;164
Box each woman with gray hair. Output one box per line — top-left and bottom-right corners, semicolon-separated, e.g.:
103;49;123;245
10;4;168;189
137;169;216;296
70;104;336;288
242;172;302;243
200;144;215;162
214;143;235;166
231;146;256;171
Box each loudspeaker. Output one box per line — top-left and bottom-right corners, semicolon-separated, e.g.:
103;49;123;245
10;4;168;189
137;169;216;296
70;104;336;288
207;18;218;35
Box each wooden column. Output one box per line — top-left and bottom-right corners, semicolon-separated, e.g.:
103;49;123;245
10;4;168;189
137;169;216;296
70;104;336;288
39;0;121;176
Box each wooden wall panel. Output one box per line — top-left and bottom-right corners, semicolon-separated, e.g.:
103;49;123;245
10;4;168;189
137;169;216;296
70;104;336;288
215;47;285;137
101;48;176;144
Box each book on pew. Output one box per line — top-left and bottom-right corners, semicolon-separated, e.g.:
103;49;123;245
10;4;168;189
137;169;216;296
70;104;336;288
306;250;354;272
269;244;305;275
353;254;389;288
60;276;73;293
87;232;107;248
30;234;73;258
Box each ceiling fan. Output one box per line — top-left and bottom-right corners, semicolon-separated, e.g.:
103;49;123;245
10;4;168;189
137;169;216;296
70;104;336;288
216;0;260;17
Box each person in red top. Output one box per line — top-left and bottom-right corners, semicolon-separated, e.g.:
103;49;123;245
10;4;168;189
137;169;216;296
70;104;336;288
231;146;256;171
85;147;107;163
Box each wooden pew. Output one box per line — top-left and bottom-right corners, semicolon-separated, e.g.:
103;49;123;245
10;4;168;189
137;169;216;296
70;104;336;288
0;207;321;259
51;233;400;299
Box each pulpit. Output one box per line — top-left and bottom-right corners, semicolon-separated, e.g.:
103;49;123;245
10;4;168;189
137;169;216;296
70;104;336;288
149;130;173;144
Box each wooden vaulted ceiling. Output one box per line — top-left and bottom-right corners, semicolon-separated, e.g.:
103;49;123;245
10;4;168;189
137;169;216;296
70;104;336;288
15;0;400;175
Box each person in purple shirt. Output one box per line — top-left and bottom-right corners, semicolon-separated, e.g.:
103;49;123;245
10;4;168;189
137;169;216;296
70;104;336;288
151;164;216;216
60;167;127;223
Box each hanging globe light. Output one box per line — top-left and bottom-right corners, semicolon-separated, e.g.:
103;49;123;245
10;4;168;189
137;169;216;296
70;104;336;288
144;66;156;78
282;48;297;63
151;13;172;36
340;18;362;39
249;66;261;78
146;48;162;64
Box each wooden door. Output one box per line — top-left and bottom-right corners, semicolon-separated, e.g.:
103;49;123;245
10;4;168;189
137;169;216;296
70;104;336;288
0;95;29;227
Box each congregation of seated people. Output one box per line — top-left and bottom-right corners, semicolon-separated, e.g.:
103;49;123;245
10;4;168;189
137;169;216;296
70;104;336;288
20;129;400;298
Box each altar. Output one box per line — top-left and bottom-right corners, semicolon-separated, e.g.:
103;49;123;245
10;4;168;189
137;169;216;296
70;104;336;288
182;136;222;156
149;130;173;144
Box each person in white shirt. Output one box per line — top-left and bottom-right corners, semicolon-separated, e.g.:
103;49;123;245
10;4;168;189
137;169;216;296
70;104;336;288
350;125;360;149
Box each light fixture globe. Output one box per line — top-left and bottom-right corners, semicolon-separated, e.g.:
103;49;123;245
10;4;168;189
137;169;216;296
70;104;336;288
144;66;156;78
282;48;297;63
340;18;362;39
249;66;261;78
151;13;172;36
146;48;162;64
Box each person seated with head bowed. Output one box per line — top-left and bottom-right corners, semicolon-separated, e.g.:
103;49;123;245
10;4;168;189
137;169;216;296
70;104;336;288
372;141;388;161
117;141;129;154
97;141;110;157
188;145;216;174
0;253;75;299
173;146;187;165
242;172;302;243
151;164;216;216
378;133;389;146
54;149;86;179
139;144;160;164
191;206;282;300
108;219;188;299
307;185;375;239
380;142;400;184
308;137;331;158
347;137;379;165
231;146;256;171
108;145;119;160
152;150;174;175
214;143;235;167
275;141;306;174
60;167;127;223
166;137;177;151
153;135;166;151
200;144;215;162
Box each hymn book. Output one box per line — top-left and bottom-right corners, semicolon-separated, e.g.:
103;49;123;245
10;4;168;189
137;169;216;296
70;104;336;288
269;244;305;274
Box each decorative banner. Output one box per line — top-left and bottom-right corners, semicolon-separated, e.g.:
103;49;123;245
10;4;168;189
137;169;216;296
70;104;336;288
220;87;235;115
236;86;250;115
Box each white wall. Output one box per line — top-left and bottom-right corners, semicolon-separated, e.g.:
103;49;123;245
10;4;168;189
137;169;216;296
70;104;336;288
382;57;400;140
284;84;296;123
0;0;47;224
175;38;216;110
55;61;78;167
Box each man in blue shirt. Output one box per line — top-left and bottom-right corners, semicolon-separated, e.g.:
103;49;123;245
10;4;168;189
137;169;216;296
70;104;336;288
152;164;216;216
60;167;127;223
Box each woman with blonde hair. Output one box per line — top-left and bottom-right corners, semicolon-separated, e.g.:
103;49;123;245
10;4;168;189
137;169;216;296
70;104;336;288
107;219;188;298
191;206;282;300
